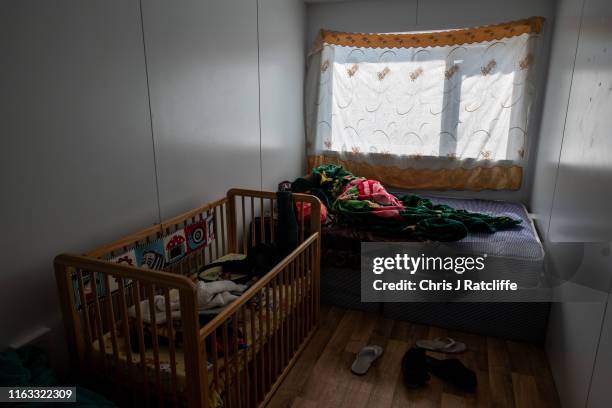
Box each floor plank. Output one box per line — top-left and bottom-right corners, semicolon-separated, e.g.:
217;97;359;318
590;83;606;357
268;308;560;408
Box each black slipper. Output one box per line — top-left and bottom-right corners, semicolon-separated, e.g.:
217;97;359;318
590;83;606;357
402;347;430;388
425;355;477;392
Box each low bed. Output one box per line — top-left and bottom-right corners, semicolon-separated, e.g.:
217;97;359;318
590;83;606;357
320;194;549;343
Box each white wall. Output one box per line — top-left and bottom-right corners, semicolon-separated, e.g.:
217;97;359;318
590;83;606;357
0;0;160;354
547;0;612;243
1;0;306;360
141;0;262;219
260;0;307;189
529;0;612;406
306;0;557;203
141;0;306;219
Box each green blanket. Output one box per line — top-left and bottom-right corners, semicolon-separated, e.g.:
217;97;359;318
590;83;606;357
292;164;521;241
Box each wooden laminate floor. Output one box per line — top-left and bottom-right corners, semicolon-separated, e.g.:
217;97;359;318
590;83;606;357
268;305;560;408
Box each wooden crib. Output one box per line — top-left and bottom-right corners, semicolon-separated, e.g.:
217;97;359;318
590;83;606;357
54;189;321;408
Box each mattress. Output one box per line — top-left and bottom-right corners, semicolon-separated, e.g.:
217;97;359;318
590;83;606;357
319;196;550;342
323;195;543;259
424;195;544;261
322;195;546;290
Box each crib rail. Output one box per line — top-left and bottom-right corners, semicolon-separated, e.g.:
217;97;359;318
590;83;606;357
198;232;320;408
87;197;230;270
226;189;321;254
54;255;203;407
55;189;322;408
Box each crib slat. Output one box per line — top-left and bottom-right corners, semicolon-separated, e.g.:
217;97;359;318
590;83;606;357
300;200;305;243
269;198;275;243
286;263;292;356
214;207;220;261
241;196;247;254
294;255;300;347
206;212;213;265
222;321;231;408
259;197;265;244
164;288;178;408
195;213;204;269
88;271;107;374
231;313;240;408
249;302;258;405
294;258;299;349
250;197;256;248
132;282;150;407
315;236;321;322
282;267;289;366
103;274;120;368
201;329;210;408
300;251;306;340
257;288;265;398
220;203;227;256
307;245;312;333
240;307;249;408
296;253;302;344
310;243;316;327
211;331;220;391
265;283;272;390
146;285;163;407
116;278;135;393
273;274;280;378
291;261;297;354
76;270;93;360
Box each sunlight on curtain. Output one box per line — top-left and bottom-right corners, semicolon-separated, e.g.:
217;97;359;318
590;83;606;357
305;18;544;190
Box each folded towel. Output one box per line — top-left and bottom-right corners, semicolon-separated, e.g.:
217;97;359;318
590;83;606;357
197;280;247;311
128;295;181;324
128;281;247;323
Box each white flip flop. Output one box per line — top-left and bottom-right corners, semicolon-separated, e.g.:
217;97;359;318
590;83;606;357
351;345;383;375
415;337;466;353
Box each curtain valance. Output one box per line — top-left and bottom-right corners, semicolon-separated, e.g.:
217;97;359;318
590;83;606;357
312;17;543;52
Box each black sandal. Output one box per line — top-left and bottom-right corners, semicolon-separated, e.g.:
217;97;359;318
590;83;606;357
402;347;430;388
425;355;477;392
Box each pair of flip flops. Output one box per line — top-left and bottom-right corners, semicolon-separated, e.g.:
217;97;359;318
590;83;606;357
351;345;384;375
402;346;477;392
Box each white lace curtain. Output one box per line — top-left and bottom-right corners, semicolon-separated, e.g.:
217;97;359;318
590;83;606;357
305;18;543;190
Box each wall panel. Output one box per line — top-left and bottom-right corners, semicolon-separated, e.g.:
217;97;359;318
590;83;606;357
141;0;262;219
548;0;612;242
0;0;159;350
260;0;307;189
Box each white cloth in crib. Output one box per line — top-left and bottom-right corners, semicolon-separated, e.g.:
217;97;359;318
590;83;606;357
128;280;247;323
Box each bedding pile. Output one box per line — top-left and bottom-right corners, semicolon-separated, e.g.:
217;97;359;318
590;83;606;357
292;164;521;241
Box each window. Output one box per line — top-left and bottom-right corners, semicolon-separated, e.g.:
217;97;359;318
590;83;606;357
305;18;542;190
324;36;531;162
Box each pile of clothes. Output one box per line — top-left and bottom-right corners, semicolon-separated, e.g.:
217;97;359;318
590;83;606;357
292;164;521;241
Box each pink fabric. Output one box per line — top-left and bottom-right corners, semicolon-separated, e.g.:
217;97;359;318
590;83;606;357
338;178;405;219
357;179;404;207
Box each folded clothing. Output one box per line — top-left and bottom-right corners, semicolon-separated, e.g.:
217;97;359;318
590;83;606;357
128;292;181;324
196;280;247;311
128;280;248;323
